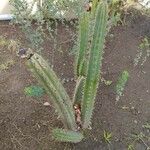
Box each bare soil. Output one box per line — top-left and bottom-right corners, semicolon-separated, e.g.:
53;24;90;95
0;12;150;150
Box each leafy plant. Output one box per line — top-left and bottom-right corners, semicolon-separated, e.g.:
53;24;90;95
127;144;134;150
103;130;112;144
23;1;108;143
24;85;45;97
10;0;79;53
115;70;129;102
101;77;112;86
142;123;150;129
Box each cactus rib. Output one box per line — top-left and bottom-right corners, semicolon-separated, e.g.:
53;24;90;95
27;53;76;130
76;11;90;77
52;128;84;143
73;76;85;106
81;2;108;129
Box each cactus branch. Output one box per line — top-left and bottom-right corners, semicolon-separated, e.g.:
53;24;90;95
76;11;90;77
81;1;108;129
52;128;84;143
27;53;76;130
73;76;85;106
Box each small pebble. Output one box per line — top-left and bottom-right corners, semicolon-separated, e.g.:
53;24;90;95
43;102;50;106
134;120;138;124
122;106;129;110
66;79;69;82
70;78;74;81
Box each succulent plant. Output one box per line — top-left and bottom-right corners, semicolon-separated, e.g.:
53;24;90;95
27;53;77;130
116;70;129;101
52;128;84;143
25;1;108;143
79;1;108;129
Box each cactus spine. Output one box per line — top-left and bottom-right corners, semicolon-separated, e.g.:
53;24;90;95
27;54;76;130
81;2;108;129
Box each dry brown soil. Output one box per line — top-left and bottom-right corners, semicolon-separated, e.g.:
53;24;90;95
0;12;150;150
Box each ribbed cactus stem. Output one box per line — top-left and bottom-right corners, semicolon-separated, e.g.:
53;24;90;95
73;76;85;106
76;11;90;77
52;128;84;143
27;53;76;130
81;1;108;129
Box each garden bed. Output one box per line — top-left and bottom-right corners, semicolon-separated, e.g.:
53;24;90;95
0;12;150;150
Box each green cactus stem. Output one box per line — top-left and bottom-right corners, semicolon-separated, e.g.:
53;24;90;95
81;1;108;129
76;11;90;77
73;76;85;106
26;53;76;130
52;128;84;143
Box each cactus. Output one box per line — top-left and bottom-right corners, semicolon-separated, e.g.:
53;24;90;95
81;1;108;129
24;0;108;143
52;128;84;143
27;53;76;130
73;76;85;106
91;0;99;17
75;11;90;77
116;70;129;101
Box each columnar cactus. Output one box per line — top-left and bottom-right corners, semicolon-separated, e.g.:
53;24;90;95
25;0;108;143
27;53;77;130
80;1;108;129
52;128;84;143
75;11;90;77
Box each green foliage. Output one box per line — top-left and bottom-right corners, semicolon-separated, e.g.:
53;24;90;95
10;0;79;53
10;0;44;52
115;70;129;101
101;77;112;86
103;130;112;143
52;128;84;143
24;85;45;97
27;53;76;130
142;123;150;129
127;144;134;150
81;1;108;129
